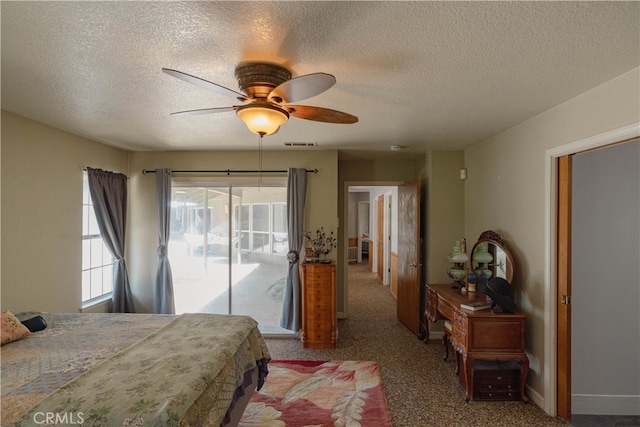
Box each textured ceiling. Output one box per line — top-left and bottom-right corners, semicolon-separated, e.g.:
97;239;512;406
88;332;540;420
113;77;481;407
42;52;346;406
2;1;639;158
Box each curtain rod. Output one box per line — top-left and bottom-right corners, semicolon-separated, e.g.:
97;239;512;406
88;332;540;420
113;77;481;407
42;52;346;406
142;168;318;175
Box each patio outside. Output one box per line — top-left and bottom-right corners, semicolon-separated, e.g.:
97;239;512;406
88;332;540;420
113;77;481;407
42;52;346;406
169;184;293;336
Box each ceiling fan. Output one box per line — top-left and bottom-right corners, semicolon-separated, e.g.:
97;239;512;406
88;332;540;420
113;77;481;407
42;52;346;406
162;62;358;136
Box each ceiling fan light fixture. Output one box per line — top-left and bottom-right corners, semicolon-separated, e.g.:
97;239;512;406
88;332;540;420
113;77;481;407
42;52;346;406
236;103;289;136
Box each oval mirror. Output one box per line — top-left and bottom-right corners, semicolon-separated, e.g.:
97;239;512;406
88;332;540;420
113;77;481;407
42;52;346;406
470;230;515;284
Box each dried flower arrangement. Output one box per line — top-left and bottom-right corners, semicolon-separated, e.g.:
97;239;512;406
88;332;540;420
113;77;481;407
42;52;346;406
303;227;337;262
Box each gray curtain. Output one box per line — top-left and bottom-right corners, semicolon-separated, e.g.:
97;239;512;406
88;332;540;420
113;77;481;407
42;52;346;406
280;168;307;331
86;167;135;313
154;168;175;314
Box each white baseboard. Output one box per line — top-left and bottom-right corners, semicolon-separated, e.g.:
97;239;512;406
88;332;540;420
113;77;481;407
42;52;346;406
572;394;640;415
430;331;444;340
526;383;545;409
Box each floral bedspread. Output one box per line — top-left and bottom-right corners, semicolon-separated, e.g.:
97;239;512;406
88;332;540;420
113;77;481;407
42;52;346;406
1;312;270;426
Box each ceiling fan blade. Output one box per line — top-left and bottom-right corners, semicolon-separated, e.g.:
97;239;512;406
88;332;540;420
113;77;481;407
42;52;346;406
162;68;249;102
268;73;336;104
170;106;237;116
287;105;358;124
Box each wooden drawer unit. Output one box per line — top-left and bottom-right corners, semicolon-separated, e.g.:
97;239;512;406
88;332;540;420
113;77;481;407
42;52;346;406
472;360;521;401
450;306;468;352
425;285;439;321
301;263;336;348
437;295;453;320
425;284;530;402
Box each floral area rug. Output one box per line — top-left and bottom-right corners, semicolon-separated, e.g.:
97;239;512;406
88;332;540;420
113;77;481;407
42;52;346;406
239;360;392;427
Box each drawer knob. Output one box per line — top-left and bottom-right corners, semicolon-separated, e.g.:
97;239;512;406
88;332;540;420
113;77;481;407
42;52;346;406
497;376;502;380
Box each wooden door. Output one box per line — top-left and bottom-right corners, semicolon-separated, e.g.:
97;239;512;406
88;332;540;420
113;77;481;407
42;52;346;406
557;155;572;421
397;181;421;335
377;195;384;282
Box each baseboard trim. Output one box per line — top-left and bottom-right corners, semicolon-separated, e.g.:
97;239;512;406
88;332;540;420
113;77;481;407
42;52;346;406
572;394;640;415
427;331;444;341
526;383;545;410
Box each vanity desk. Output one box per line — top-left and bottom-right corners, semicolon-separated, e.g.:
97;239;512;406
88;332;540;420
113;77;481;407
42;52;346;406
426;230;529;403
426;284;529;402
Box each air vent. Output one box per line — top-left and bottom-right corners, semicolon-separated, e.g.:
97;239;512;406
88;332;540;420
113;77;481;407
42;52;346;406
284;142;317;148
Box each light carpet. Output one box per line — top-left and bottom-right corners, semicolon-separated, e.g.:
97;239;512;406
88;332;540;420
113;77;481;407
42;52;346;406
239;360;392;427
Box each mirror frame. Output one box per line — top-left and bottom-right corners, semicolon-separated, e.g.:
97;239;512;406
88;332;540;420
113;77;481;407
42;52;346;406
470;230;515;284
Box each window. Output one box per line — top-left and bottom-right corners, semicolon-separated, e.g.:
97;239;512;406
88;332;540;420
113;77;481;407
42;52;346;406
233;201;288;255
251;203;269;252
272;202;287;254
81;171;114;303
235;204;251;251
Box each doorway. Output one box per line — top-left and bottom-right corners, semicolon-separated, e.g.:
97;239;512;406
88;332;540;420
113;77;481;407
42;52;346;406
569;141;640;424
357;201;369;264
344;184;400;318
345;182;423;337
348;186;395;279
545;123;639;419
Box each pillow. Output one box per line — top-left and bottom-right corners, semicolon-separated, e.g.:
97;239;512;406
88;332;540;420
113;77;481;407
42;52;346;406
21;315;47;332
1;309;32;345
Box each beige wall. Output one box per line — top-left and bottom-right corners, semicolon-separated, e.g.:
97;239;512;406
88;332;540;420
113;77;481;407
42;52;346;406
425;151;465;285
1;111;129;313
127;150;338;313
464;67;640;402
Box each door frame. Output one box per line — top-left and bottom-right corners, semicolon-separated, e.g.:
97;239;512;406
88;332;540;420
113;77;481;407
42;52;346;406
357;201;370;263
543;122;639;416
376;194;384;282
343;181;404;318
384;192;393;285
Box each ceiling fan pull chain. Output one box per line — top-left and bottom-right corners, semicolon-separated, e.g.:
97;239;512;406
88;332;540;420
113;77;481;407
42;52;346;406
258;134;263;189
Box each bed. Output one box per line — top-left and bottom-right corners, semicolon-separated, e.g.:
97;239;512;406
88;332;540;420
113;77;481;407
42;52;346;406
1;311;270;426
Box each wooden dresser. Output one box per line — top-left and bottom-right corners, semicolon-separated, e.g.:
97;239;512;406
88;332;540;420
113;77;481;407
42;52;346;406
300;262;336;348
426;284;529;402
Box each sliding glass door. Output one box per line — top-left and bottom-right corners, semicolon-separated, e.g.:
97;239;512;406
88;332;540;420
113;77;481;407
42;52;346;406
169;182;291;335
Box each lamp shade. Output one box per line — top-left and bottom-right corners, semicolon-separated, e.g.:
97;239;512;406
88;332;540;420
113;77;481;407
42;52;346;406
236;104;289;136
448;252;469;263
474;249;493;263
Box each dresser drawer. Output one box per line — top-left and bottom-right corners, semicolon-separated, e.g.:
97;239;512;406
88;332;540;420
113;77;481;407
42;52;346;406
306;308;333;320
306;272;331;287
437;297;452;319
476;389;520;401
450;307;467;349
425;286;439;321
308;322;333;340
472;360;521;401
310;286;331;298
468;317;525;353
